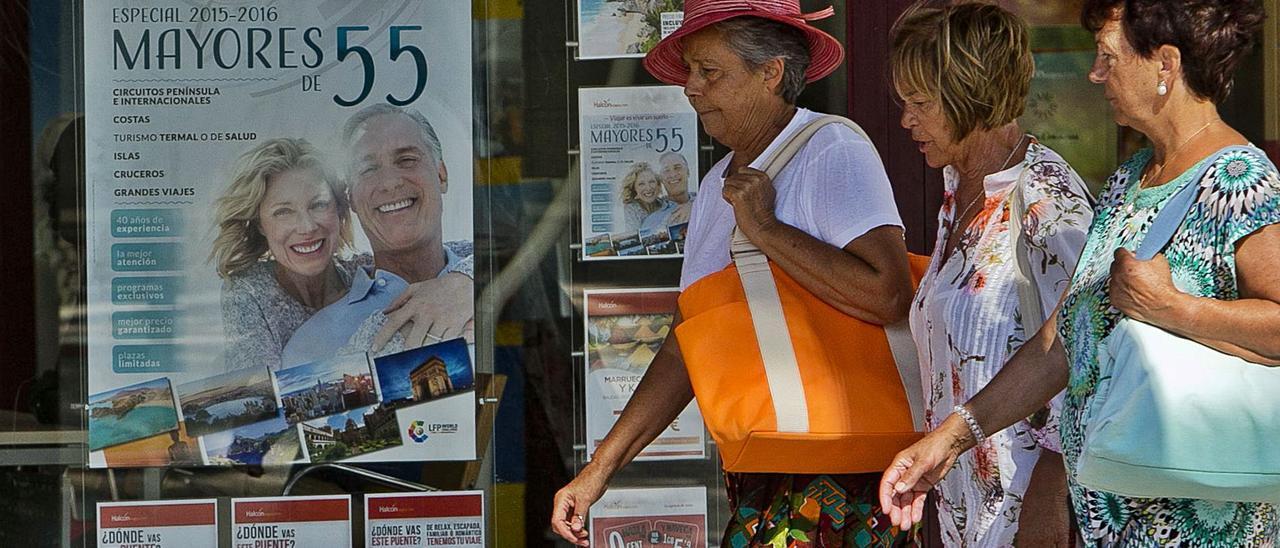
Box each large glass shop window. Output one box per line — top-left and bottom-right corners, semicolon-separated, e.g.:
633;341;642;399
3;1;1274;546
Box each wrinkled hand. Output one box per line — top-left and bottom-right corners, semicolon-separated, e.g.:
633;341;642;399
1109;249;1178;323
373;272;475;351
1013;452;1072;547
721;167;778;238
551;468;609;546
879;421;967;530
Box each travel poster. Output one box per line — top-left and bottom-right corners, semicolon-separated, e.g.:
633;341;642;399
202;412;304;466
97;421;202;468
175;366;278;437
579;86;698;260
584;289;704;461
1024;46;1117;194
578;0;684;60
84;0;475;468
590;487;707;548
300;404;402;463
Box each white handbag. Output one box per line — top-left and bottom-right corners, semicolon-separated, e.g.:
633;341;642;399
1076;145;1280;503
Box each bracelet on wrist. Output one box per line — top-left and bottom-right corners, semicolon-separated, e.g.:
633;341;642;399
953;404;986;445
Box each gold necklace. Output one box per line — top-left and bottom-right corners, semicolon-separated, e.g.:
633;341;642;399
945;134;1029;263
1140;119;1220;189
951;134;1027;229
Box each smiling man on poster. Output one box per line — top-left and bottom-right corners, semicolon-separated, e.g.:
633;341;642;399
281;104;475;368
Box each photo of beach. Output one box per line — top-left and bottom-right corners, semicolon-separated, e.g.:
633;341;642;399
585;233;616;257
275;353;378;424
103;421;202;467
579;0;683;59
176;367;279;438
203;413;302;466
301;404;402;462
87;377;180;451
373;338;474;410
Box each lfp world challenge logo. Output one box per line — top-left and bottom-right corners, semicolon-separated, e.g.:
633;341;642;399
407;421;428;443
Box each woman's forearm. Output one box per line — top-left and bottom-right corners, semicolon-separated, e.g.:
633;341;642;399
750;221;913;325
583;322;696;479
964;314;1071;441
1152;293;1280;365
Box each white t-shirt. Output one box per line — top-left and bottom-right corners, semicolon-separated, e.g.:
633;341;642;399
679;108;904;290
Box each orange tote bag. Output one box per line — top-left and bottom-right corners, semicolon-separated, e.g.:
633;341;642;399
675;115;929;474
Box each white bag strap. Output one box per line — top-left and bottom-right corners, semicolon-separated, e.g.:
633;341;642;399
731;115;925;432
1006;145;1044;337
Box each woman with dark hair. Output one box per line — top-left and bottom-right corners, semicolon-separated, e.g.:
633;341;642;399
880;1;1280;545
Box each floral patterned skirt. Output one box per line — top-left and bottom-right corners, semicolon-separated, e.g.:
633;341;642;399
722;472;915;547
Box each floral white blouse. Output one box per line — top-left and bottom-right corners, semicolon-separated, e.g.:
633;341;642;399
909;140;1093;547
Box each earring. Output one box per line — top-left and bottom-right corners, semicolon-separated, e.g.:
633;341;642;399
1157;80;1168;96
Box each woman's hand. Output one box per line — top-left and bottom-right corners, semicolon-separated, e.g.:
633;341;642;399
372;272;475;351
1013;451;1073;547
879;416;971;530
551;466;610;546
1109;249;1181;323
722;167;778;238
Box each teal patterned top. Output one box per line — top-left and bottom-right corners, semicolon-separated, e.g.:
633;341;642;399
1057;146;1280;546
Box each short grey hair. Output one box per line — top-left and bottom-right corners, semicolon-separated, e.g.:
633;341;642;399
341;103;444;169
714;17;811;104
658;151;687;166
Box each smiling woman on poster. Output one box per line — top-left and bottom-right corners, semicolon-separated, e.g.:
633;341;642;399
210;138;361;372
279;103;475;367
619;162;669;232
639;151;696;233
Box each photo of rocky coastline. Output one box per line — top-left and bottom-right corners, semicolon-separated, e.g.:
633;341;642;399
87;377;180;451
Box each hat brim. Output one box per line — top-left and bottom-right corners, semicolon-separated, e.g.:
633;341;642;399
642;11;845;87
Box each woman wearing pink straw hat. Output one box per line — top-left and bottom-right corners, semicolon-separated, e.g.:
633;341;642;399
552;0;916;545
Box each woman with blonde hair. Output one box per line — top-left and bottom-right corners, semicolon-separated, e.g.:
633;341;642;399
619;161;669;232
883;0;1280;545
210;137;361;371
890;3;1094;545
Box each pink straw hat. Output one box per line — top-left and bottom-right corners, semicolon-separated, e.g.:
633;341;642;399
642;0;845;86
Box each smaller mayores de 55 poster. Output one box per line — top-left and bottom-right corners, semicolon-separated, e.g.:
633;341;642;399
579;86;699;261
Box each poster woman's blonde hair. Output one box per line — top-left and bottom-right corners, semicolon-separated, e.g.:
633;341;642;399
208;138;353;278
619;162;661;208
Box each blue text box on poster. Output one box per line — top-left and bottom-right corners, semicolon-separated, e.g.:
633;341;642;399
112;345;181;373
111;243;181;272
111;209;184;238
112;311;178;340
112;276;182;305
